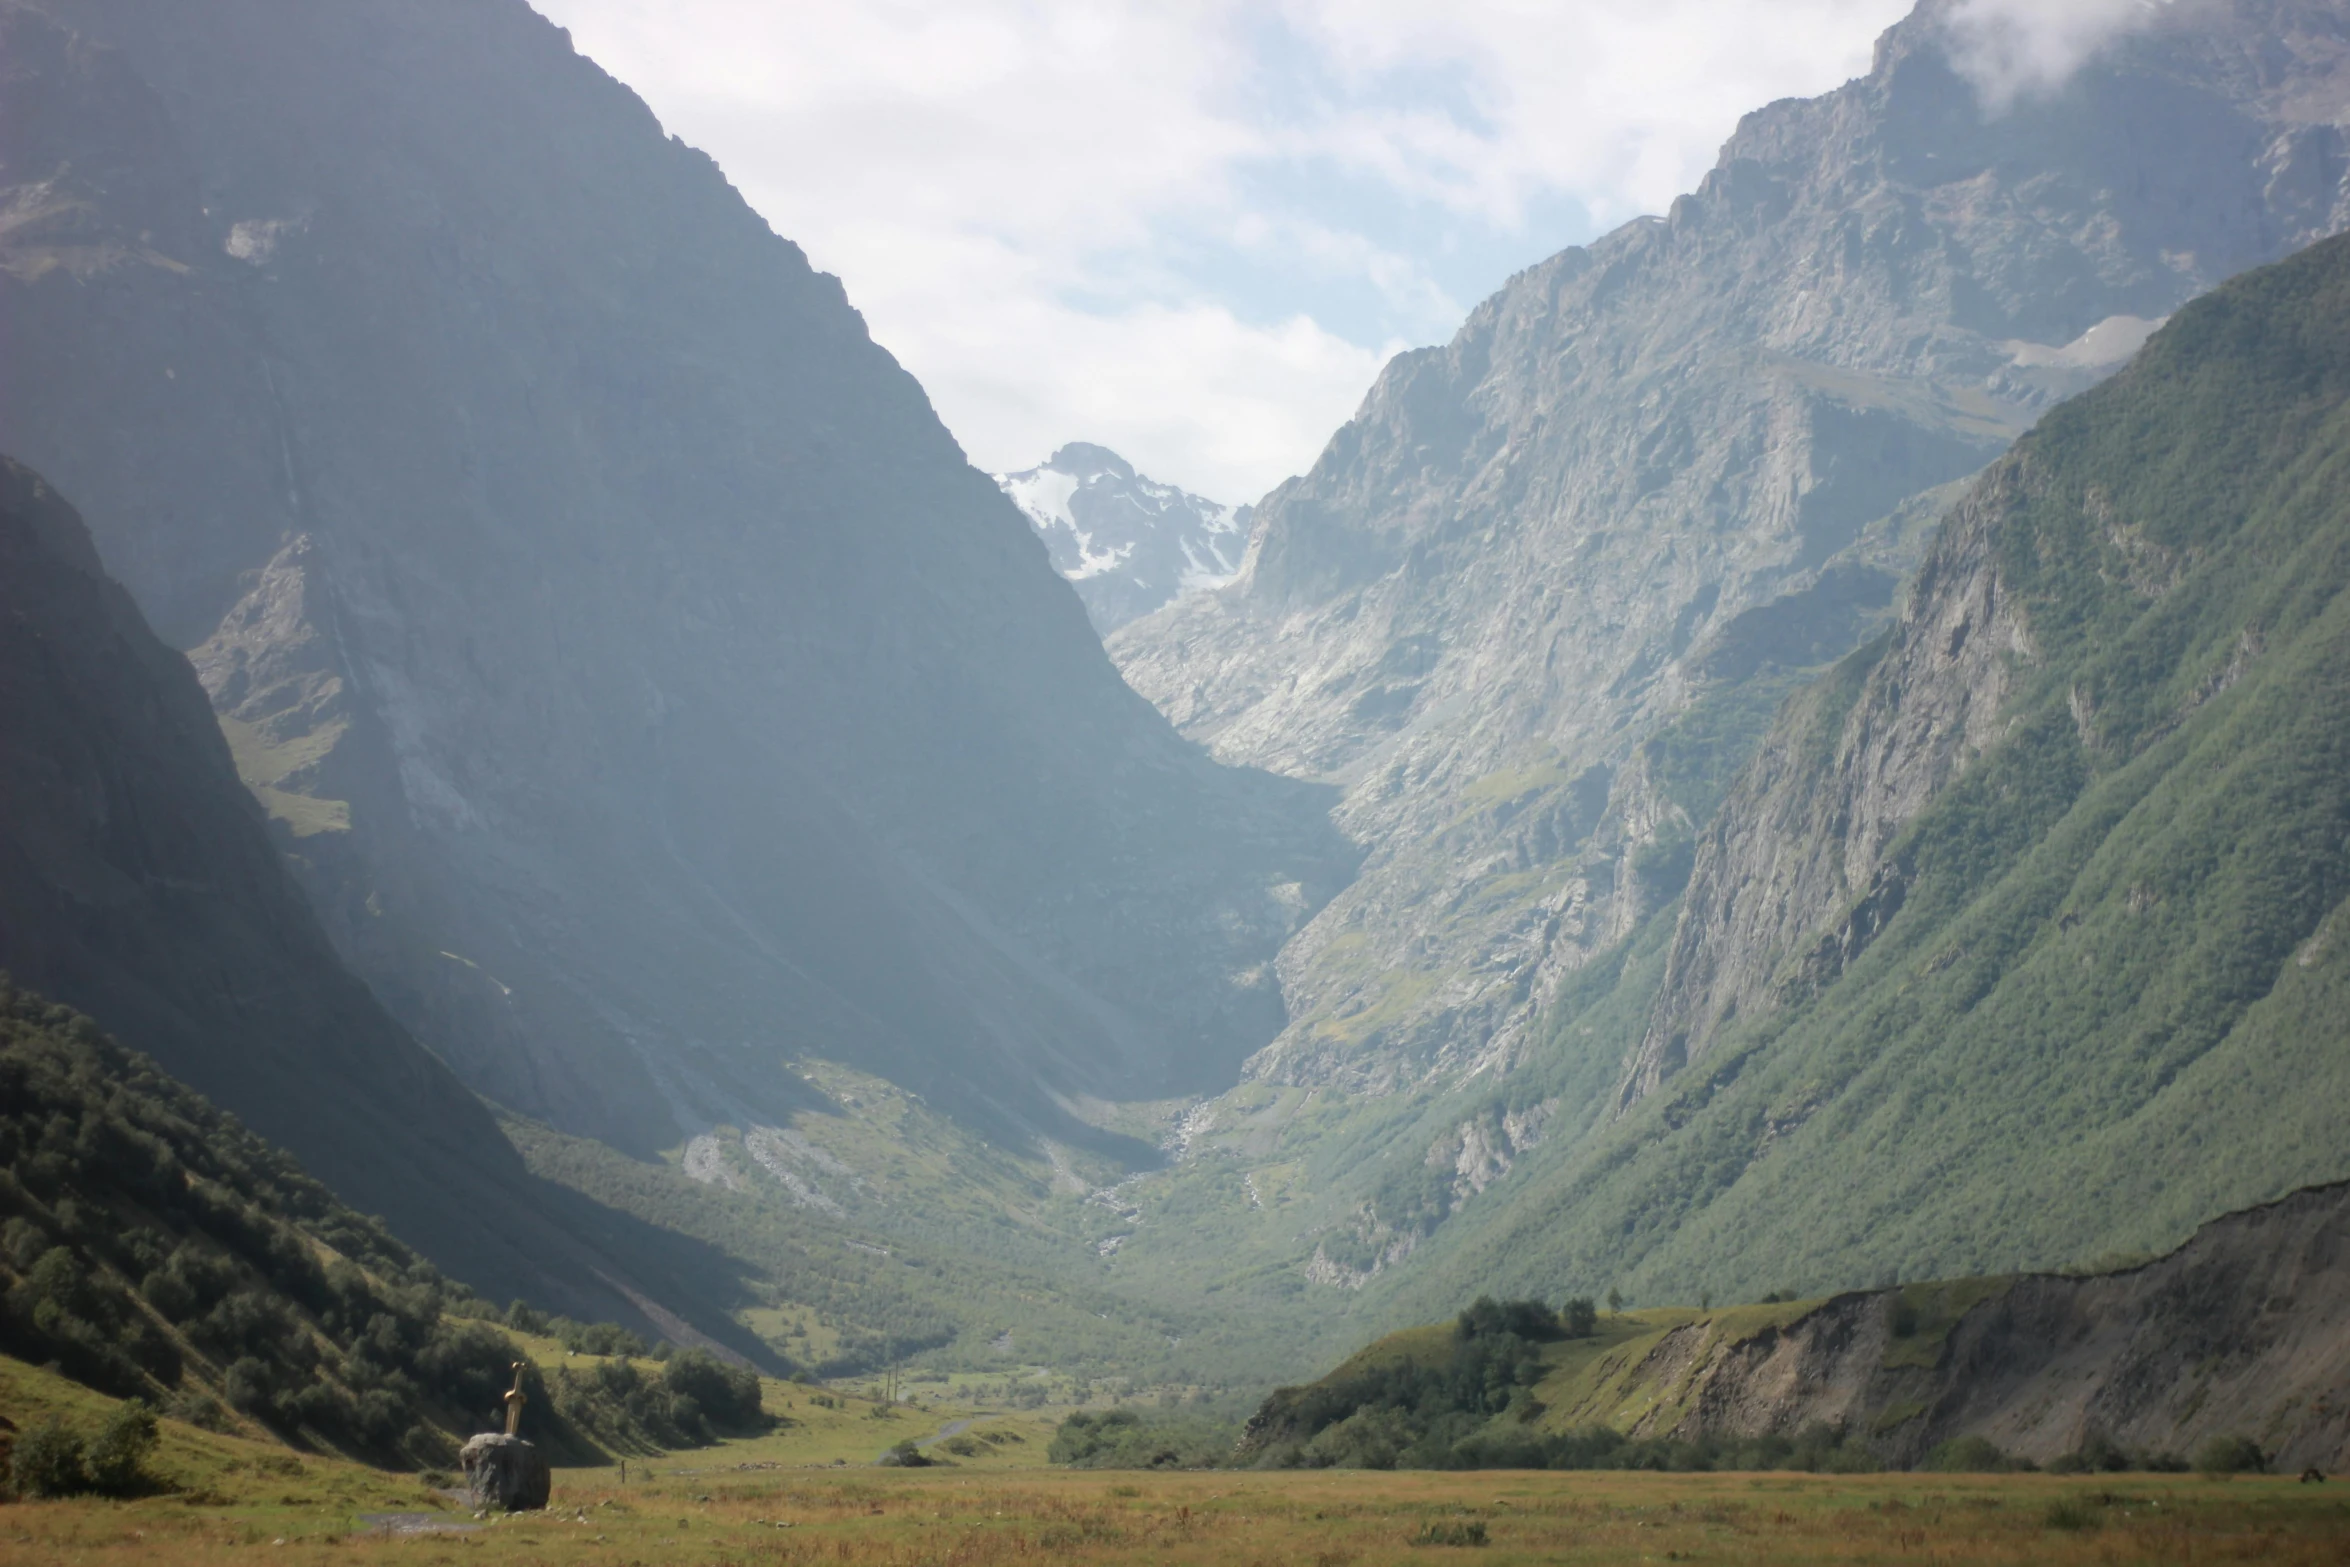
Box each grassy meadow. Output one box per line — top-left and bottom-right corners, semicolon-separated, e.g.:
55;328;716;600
5;1458;2349;1564
7;1352;2350;1565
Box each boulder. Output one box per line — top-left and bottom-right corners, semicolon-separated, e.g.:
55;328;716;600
458;1434;549;1512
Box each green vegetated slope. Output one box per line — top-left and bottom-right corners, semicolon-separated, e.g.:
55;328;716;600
0;982;572;1466
503;1108;1192;1384
0;983;771;1470
1378;229;2350;1314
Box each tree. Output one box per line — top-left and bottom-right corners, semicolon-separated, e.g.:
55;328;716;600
1606;1289;1624;1316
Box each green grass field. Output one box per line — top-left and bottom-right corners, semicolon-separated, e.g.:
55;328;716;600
6;1356;2350;1565
7;1458;2348;1564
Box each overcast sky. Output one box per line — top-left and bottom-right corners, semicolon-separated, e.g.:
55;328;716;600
527;0;2145;504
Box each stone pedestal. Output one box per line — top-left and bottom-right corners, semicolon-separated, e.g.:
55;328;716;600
459;1433;550;1512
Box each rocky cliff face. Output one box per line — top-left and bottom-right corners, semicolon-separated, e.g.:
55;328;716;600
1111;0;2350;1096
1256;1181;2350;1472
1623;462;2034;1103
1617;1182;2350;1472
0;456;759;1340
0;0;1350;1157
997;443;1250;633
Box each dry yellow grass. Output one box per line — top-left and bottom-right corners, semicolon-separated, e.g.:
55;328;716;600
6;1464;2350;1565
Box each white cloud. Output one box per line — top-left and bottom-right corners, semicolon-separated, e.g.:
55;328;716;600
1941;0;2181;112
531;0;1914;501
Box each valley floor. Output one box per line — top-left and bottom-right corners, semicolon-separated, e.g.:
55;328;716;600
6;1461;2350;1564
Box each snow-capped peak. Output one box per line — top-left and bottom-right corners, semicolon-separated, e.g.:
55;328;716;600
995;443;1252;634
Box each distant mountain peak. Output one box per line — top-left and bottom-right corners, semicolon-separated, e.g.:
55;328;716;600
997;444;1251;633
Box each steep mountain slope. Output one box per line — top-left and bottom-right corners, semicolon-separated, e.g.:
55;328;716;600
0;981;568;1466
0;455;767;1344
1386;225;2350;1314
1246;1182;2350;1473
1112;0;2350;1095
998;443;1251;633
0;0;1348;1160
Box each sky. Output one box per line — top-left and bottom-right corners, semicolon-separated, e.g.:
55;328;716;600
527;0;2159;504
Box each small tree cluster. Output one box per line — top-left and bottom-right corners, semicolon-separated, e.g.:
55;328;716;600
6;1401;158;1498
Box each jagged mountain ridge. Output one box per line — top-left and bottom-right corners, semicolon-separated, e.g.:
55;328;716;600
997;443;1250;633
0;0;1352;1159
0;456;764;1345
1110;0;2350;1097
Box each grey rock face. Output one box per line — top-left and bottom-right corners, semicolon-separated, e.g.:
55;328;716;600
1625;463;2034;1104
997;443;1251;633
1110;0;2350;1099
0;0;1351;1155
459;1435;550;1513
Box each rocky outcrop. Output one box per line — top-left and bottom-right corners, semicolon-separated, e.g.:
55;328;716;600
460;1434;550;1512
1624;1182;2350;1472
1111;0;2350;1098
1255;1182;2350;1472
1623;456;2038;1101
997;443;1251;633
0;0;1350;1156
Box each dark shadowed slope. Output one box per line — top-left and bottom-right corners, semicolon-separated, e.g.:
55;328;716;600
0;0;1351;1160
0;456;765;1351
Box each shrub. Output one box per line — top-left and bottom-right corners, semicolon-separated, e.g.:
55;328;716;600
1410;1519;1488;1546
2194;1434;2266;1475
1924;1434;2014;1472
8;1418;87;1497
84;1400;158;1495
165;1388;232;1432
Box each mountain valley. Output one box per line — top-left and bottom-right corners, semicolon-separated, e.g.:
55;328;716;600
0;0;2347;1432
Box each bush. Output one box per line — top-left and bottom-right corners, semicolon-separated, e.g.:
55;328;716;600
1410;1519;1488;1546
84;1400;158;1495
1924;1434;2015;1473
8;1418;87;1497
165;1388;232;1432
2048;1430;2132;1473
2194;1434;2266;1475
